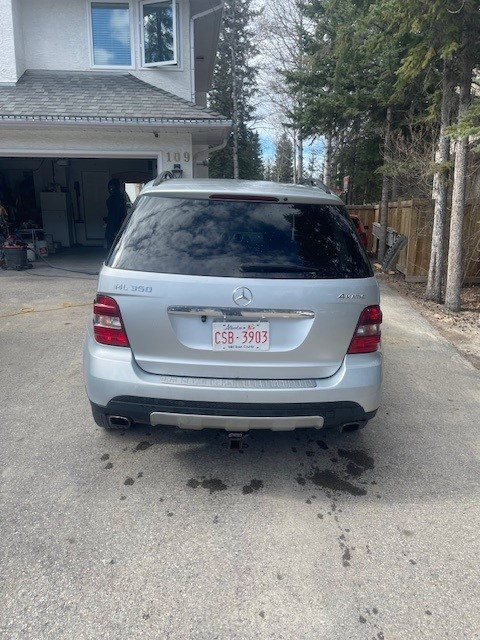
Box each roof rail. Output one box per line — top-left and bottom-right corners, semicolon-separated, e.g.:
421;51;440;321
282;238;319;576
300;178;332;194
152;170;175;186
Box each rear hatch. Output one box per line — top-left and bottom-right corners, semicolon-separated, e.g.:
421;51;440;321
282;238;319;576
100;191;377;380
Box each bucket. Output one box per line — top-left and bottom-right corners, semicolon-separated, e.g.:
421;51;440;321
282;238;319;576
4;246;28;269
27;243;36;261
37;240;49;257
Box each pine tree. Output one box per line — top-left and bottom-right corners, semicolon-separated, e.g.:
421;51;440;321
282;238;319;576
263;158;274;181
285;0;396;204
273;132;294;183
375;0;480;308
285;0;431;245
208;0;263;179
275;0;480;310
306;150;318;179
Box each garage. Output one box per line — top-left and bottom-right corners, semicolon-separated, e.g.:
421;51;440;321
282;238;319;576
0;156;155;248
0;71;230;249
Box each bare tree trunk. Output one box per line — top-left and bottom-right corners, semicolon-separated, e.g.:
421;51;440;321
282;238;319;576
231;45;240;179
296;133;303;182
336;131;344;191
445;55;472;312
296;12;304;184
426;62;454;302
378;105;393;262
391;176;399;203
323;134;332;186
230;0;240;180
293;129;297;183
349;122;358;205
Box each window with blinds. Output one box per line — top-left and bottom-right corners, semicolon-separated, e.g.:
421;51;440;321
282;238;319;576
91;3;132;67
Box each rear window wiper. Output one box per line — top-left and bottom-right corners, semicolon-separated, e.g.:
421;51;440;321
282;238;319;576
240;264;322;273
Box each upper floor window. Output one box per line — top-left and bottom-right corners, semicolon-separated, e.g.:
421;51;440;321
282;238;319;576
141;1;178;67
89;1;178;69
91;2;132;66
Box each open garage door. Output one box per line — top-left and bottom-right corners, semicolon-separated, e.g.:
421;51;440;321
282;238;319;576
0;157;155;247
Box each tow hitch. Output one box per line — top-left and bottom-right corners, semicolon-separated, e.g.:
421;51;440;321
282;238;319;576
227;432;248;451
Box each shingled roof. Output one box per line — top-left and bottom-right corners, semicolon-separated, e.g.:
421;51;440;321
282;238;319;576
0;70;229;125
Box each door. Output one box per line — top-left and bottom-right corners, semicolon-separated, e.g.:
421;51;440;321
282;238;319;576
82;171;109;241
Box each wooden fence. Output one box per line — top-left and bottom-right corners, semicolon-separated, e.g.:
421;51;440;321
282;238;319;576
347;200;480;283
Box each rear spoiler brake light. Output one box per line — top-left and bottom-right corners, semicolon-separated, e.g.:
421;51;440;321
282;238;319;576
209;194;279;202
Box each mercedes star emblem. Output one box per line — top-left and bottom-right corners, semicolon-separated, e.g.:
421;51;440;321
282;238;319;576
233;286;253;307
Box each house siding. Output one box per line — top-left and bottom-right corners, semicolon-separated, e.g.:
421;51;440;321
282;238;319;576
0;126;194;174
12;0;25;79
17;0;192;100
0;0;19;84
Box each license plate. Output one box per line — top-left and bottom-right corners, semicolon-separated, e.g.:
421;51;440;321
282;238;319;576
212;321;270;351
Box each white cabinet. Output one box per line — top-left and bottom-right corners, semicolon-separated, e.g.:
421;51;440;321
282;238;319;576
40;193;75;247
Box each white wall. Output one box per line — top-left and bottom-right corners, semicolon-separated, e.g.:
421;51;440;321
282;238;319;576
192;144;209;178
0;125;194;174
11;0;25;78
19;0;192;100
20;0;90;71
0;0;20;83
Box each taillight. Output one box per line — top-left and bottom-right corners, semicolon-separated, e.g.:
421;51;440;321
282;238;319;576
347;305;382;354
93;295;129;347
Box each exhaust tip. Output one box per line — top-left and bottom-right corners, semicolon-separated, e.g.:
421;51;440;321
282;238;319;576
108;415;132;429
340;422;360;433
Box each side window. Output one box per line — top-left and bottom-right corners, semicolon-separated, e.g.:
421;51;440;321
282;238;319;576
90;2;132;67
141;0;178;67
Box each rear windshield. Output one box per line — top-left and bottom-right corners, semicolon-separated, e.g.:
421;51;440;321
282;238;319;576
107;195;372;279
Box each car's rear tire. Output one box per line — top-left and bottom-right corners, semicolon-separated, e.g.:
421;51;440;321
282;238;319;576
91;406;132;430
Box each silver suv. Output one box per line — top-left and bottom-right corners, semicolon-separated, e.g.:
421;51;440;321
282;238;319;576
84;179;382;434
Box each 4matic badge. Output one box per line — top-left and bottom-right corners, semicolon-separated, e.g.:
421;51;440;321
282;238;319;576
338;293;365;299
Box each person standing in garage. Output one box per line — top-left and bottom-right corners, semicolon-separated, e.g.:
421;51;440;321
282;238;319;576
104;178;127;249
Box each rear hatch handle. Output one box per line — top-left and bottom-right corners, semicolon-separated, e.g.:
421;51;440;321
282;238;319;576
168;306;315;320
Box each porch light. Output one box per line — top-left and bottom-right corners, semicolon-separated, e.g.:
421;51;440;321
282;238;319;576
172;164;183;179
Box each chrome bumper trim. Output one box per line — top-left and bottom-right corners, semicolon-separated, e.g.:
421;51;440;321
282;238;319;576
150;412;325;431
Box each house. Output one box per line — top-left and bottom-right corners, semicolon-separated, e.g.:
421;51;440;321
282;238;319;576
0;0;230;246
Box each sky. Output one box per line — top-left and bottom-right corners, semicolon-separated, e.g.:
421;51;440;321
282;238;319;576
257;128;325;171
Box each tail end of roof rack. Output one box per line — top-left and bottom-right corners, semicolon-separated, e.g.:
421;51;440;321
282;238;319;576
153;168;184;186
300;177;332;194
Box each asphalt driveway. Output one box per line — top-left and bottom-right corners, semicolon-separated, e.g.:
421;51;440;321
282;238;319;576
1;264;479;639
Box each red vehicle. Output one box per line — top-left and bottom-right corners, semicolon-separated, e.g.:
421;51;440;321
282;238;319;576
350;214;368;249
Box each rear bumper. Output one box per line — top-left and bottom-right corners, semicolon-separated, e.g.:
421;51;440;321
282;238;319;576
84;331;382;430
91;397;376;431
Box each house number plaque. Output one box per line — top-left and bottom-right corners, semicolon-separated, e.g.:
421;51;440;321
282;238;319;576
166;152;190;162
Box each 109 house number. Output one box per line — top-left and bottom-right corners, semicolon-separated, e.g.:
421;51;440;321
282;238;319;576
166;151;191;163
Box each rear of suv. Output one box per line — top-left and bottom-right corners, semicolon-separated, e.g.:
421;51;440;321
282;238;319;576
84;179;382;433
